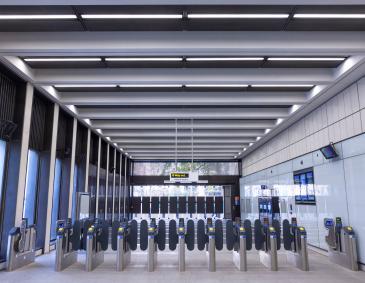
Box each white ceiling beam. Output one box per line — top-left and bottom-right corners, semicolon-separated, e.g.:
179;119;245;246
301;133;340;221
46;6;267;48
60;91;308;106
91;119;276;130
1;32;365;56
127;149;238;153
33;68;332;85
77;107;290;119
103;129;265;138
123;144;245;149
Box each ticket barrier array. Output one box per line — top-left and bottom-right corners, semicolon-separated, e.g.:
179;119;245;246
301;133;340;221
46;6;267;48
6;219;36;271
226;219;252;271
254;218;281;271
324;217;358;271
283;218;309;271
55;219;81;271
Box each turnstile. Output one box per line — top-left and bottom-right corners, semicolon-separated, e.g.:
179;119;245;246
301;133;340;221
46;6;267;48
254;218;281;271
283;218;309;271
85;219;109;271
6;219;36;271
324;217;358;271
226;219;252;271
55;219;81;271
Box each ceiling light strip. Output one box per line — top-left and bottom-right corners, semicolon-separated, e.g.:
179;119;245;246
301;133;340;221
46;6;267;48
294;14;365;19
185;84;249;88
268;57;346;61
81;14;182;19
188;14;289;19
119;84;183;88
105;57;183;62
0;15;77;20
251;84;314;88
54;84;117;88
24;58;102;62
186;57;264;61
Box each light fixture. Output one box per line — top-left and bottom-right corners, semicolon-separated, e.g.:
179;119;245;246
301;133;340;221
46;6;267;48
83;119;91;125
256;137;261;141
243;148;247;151
276;118;284;125
249;143;254;146
188;14;289;19
105;57;183;62
66;105;77;114
293;14;365;19
120;148;124;151
24;58;101;62
54;84;117;88
113;143;118;147
185;84;248;88
96;129;102;134
267;57;346;61
186;57;264;61
265;129;271;134
106;137;111;141
238;152;242;155
0;14;77;20
234;156;237;159
251;84;314;88
291;105;302;113
119;84;183;88
81;14;182;19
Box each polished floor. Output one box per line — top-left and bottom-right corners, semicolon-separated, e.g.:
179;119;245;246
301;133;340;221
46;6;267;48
1;249;365;283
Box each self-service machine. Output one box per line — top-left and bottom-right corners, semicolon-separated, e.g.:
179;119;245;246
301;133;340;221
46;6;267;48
324;217;358;271
282;218;309;271
6;219;36;271
254;217;281;271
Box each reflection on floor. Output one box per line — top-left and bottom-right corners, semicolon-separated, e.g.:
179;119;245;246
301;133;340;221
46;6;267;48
1;249;365;283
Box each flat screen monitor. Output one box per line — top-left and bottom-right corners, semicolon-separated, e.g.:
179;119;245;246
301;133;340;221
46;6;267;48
320;143;338;159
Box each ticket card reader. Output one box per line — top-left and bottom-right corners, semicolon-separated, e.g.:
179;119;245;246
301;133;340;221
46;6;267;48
283;218;309;271
324;217;358;271
6;219;36;271
55;219;81;271
254;218;280;271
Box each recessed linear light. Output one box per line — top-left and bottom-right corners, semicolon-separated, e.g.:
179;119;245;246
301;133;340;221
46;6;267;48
251;84;314;88
0;14;77;20
243;148;247;151
249;143;254;146
265;129;271;134
188;14;289;19
234;156;237;159
24;58;101;62
119;84;183;88
185;84;248;88
105;57;183;62
54;84;117;88
81;14;182;19
256;137;261;141
267;57;346;61
186;57;264;61
294;14;365;19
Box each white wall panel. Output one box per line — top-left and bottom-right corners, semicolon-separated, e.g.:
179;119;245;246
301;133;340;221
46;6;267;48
342;133;365;158
343;154;365;264
362;109;365;131
358;77;365;109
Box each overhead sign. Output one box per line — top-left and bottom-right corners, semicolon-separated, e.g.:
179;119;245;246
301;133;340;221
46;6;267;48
168;171;200;183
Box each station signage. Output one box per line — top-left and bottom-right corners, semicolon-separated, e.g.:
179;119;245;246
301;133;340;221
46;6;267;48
169;171;199;183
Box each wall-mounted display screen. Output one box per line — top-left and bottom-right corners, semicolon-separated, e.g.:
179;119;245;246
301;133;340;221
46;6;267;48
294;170;316;205
320;143;338;159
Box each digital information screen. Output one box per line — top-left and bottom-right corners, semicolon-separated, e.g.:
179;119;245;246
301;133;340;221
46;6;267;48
320;144;338;159
294;170;316;205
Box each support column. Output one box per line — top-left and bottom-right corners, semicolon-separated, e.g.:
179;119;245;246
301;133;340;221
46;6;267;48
84;129;91;192
95;137;101;217
104;144;110;220
68;118;78;219
118;154;122;221
14;83;34;226
44;104;59;253
123;156;128;218
112;148;116;222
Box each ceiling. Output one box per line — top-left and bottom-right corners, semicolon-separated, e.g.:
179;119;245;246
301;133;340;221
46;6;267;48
1;3;365;160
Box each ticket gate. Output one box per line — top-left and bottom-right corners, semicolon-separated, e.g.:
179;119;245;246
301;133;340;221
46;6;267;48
324;217;358;271
170;219;195;272
226;219;252;271
197;218;224;272
85;219;109;271
254;218;281;271
139;219;166;272
283;218;309;271
55;219;81;271
111;219;138;271
6;219;36;271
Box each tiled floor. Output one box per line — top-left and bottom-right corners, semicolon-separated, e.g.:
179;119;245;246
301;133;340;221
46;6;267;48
1;249;365;283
